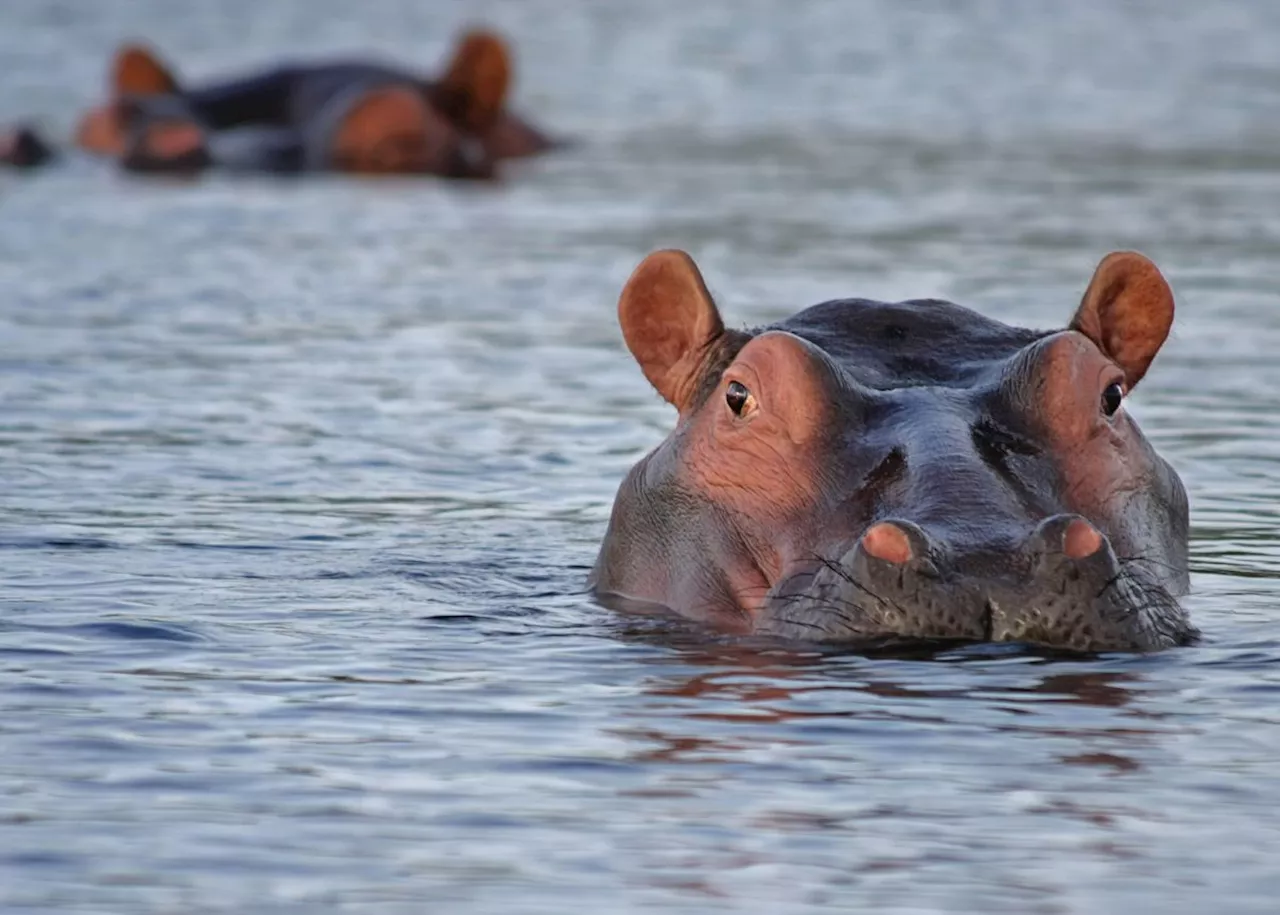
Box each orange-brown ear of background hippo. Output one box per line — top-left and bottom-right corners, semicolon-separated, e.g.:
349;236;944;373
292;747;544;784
438;29;511;132
113;43;180;96
1070;251;1174;390
619;250;726;412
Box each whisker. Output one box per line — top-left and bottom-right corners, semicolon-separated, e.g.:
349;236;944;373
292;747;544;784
1115;554;1184;575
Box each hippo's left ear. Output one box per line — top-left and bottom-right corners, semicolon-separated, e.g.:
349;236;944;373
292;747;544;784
1070;251;1174;390
113;43;181;96
618;250;726;412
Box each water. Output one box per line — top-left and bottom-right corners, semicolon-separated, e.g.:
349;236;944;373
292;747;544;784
3;0;1280;912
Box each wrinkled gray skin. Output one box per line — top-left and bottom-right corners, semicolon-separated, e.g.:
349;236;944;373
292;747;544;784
591;251;1195;653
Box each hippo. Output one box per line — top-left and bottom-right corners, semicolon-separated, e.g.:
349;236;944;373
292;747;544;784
115;81;492;178
591;250;1195;653
74;29;558;177
0;125;55;168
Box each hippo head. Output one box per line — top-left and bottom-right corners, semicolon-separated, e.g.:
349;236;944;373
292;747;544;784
321;83;496;179
591;250;1194;652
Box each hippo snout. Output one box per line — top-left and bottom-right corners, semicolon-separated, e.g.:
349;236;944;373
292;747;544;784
992;514;1129;648
762;514;1191;653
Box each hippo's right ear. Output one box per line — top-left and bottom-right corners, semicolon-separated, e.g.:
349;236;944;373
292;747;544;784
1070;251;1174;390
618;250;726;411
437;29;511;132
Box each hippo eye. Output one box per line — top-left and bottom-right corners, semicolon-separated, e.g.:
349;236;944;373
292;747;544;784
725;380;754;417
1101;381;1124;417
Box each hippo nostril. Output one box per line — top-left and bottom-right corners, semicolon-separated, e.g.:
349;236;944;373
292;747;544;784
861;521;914;565
1063;518;1104;559
1031;513;1108;562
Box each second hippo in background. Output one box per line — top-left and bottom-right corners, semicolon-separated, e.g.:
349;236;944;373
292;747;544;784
75;28;560;177
115;81;495;178
592;250;1195;653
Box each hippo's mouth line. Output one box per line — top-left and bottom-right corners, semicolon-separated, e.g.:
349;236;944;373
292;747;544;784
757;555;1186;651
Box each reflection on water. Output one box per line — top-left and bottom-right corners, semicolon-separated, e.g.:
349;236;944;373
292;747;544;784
622;637;1156;755
5;0;1280;912
598;638;1202;909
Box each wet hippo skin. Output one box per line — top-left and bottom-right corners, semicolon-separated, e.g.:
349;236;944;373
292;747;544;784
75;31;558;176
115;82;491;179
591;250;1195;653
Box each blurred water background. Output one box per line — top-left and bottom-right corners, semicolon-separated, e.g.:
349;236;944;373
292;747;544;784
4;1;1280;912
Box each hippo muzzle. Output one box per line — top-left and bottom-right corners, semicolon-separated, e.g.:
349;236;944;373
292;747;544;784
762;514;1191;652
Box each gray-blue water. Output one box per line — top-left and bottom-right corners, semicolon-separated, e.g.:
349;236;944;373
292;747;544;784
4;1;1280;912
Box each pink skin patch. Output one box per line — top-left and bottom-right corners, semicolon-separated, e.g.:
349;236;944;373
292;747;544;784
142;121;204;159
1063;517;1104;559
76;104;125;156
861;522;913;564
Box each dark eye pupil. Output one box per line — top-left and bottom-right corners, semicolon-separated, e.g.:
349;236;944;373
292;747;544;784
726;381;750;416
1101;382;1124;417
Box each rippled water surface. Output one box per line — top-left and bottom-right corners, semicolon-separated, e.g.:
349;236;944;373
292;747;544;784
4;1;1280;912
